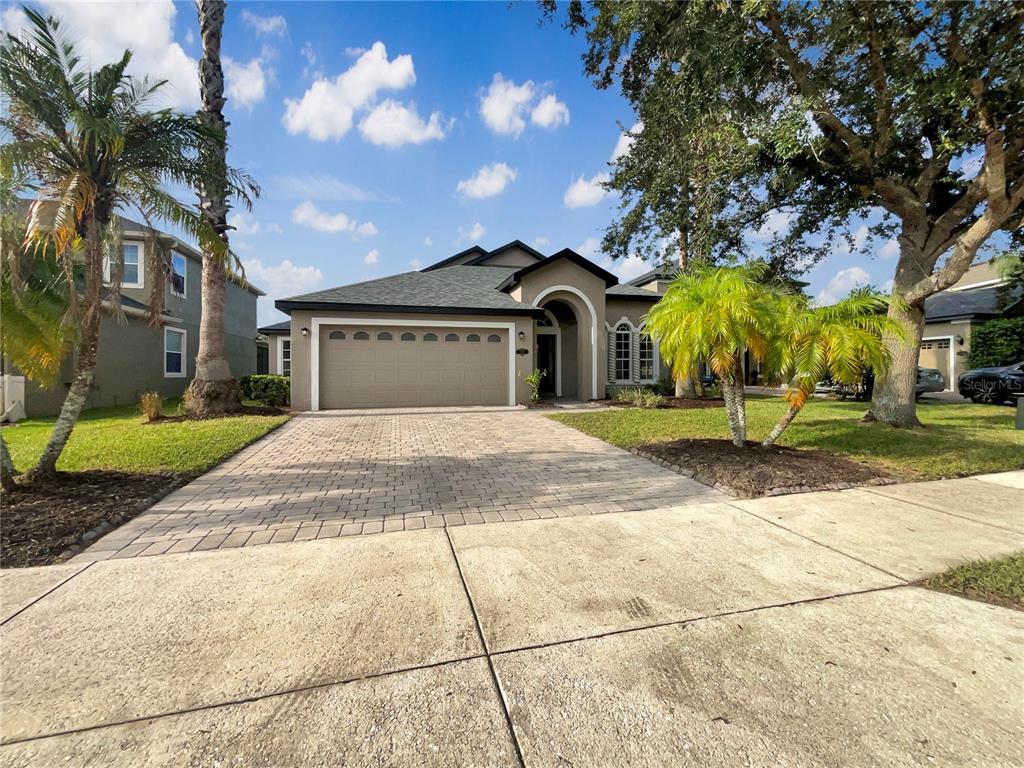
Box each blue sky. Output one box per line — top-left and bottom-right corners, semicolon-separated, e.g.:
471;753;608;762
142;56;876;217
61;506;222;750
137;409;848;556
4;1;970;325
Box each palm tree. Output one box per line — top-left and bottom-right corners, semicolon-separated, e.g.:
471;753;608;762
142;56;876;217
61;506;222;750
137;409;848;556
189;0;243;416
761;291;898;446
0;8;256;479
646;263;784;446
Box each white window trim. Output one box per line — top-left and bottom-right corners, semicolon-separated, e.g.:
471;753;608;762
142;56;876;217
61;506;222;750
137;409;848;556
170;252;187;299
920;334;956;391
532;285;600;400
278;337;292;377
163;327;187;378
105;241;145;289
637;326;659;384
535;311;562;397
309;318;516;410
613;322;633;384
949;278;1006;292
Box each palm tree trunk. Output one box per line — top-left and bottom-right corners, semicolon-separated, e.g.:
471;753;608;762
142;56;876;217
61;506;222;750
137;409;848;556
720;380;746;447
26;304;100;479
189;0;241;416
762;401;802;446
674;189;697;399
1;433;17;491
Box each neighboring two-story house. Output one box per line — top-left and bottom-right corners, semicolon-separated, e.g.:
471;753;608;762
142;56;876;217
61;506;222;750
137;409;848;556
2;213;264;417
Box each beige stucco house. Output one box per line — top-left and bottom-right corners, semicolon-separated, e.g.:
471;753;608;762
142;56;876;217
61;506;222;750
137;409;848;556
260;241;674;410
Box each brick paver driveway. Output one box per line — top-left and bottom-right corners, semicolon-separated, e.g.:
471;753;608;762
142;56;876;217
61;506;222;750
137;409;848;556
76;407;725;560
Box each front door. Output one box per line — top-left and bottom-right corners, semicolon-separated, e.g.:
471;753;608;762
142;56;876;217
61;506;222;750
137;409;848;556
536;334;557;397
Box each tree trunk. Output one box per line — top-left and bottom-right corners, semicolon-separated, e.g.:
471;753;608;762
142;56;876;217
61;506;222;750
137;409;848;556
1;433;17;491
189;0;241;416
762;401;802;446
26;309;100;479
720;361;747;447
869;293;925;428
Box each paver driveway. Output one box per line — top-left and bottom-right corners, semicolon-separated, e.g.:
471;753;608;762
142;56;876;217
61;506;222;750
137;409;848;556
75;407;725;560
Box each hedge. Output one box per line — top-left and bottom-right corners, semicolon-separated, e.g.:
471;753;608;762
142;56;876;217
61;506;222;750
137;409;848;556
966;317;1024;369
240;374;290;406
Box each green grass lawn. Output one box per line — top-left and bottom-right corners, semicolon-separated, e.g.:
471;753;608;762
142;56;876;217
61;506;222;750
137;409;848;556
550;397;1023;480
3;400;291;475
924;552;1024;609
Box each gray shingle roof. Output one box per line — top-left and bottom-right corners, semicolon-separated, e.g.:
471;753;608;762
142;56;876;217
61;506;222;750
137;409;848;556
276;265;540;315
606;284;661;299
925;283;1022;321
258;320;290;334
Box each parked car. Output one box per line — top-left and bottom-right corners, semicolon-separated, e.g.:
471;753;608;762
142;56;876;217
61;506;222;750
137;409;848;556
823;367;943;401
916;366;946;397
957;361;1024;404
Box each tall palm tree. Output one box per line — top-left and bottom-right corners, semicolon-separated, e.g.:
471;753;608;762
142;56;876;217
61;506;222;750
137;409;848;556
646;263;784;446
761;291;898;446
189;0;243;416
0;8;256;479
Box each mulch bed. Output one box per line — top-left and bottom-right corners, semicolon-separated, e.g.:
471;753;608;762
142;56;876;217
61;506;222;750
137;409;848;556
633;438;895;498
145;404;287;424
592;397;725;410
527;400;559;409
1;471;191;568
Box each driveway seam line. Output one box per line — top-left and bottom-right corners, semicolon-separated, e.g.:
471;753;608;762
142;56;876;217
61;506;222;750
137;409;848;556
488;583;911;659
1;562;97;629
724;501;911;583
444;527;527;768
0;652;490;748
860;486;1024;534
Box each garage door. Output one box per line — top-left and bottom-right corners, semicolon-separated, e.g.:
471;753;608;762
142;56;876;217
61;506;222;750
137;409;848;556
919;338;951;389
319;325;509;408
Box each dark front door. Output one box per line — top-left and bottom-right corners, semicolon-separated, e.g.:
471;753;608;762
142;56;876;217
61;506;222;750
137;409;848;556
536;334;557;396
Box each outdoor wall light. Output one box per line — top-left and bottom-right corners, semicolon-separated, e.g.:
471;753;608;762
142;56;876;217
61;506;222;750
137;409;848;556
300;327;310;337
518;330;526;340
956;334;964;346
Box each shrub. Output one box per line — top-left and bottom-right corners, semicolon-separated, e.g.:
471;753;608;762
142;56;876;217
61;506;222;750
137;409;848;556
519;368;546;402
967;318;1024;369
139;391;163;422
615;386;664;408
240;374;290;407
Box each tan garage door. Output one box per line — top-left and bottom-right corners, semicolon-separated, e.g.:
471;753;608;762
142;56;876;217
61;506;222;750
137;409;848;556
919;338;951;389
319;325;509;408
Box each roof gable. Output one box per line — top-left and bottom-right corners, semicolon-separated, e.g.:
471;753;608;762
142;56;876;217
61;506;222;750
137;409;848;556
498;248;619;291
421;246;488;272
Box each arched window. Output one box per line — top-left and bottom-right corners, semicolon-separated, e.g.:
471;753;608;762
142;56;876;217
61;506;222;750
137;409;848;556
638;331;655;381
487;334;502;343
377;331;393;341
328;330;345;340
445;333;459;342
423;333;438;342
614;323;632;382
466;333;480;342
353;331;370;340
537;315;553;327
401;332;416;341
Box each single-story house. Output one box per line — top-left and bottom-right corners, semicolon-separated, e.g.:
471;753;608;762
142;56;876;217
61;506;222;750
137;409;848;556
260;241;676;410
920;258;1023;389
1;212;265;417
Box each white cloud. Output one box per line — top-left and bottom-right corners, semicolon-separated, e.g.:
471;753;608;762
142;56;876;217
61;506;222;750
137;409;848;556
423;236;433;246
531;94;569;129
878;239;900;259
283;42;415;141
576;237;600;259
241;10;287;36
533;236;550;249
882;278;894;293
269;173;392;203
409;259;422;269
228;213;282;236
457;222;486;243
815;266;871;306
830;224;870;256
607;254;649;281
242;258;322;325
358;100;448;147
754;209;797;240
291;201;377;237
610;121;643;162
456;162;518;199
564;173;610;209
345;46;368;57
363;249;379;265
480;74;535;138
22;0;199;109
224;56;267;110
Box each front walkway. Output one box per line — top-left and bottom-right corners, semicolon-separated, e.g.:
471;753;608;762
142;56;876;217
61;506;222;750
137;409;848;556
72;408;725;561
3;472;1021;765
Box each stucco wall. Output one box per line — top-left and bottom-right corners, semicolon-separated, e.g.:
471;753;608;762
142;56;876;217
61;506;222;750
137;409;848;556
266;334;290;375
476;247;538;268
921;319;973;385
286;309;536;410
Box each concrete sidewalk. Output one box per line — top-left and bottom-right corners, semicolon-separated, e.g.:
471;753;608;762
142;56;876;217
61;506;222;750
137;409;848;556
2;472;1022;766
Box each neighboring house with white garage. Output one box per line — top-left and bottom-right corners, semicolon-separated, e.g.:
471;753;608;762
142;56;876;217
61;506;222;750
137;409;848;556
2;212;265;417
920;259;1023;389
266;241;675;410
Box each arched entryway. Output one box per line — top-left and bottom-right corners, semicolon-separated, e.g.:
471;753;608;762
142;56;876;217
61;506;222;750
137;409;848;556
535;298;583;399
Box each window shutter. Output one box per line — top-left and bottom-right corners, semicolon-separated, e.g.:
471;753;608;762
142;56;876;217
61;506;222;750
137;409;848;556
631;330;640;384
607;329;616;383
